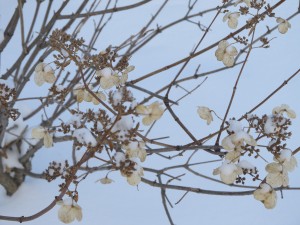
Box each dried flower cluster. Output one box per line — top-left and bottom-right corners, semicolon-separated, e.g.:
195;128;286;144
211;104;297;209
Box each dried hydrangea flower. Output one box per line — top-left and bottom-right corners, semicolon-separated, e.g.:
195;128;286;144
276;17;291;34
96;67;119;89
73;84;94;103
31;127;53;148
197;106;213;125
253;183;277;209
126;166;144;186
34;62;56;86
57;198;82;224
223;12;240;29
213;161;243;184
136;101;164;126
222;131;256;150
215;40;238;67
272;104;296;119
234;0;251;7
123;141;147;162
98;177;114;184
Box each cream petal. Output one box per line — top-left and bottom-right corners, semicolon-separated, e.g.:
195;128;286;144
76;90;84;103
276;17;285;23
265;162;282;173
253;189;266;201
222;135;235;151
31;127;45;139
227;46;238;56
44;72;56;84
34;72;45;86
223;54;234;67
284;156;297;172
220;172;236;184
223;12;230;22
43;132;53;148
278;23;288;34
83;91;92;102
127;172;141;186
138;148;147;162
286;109;296;119
215;48;225;61
225;151;241;162
218;40;228;50
228;18;238;29
264;191;277;209
142;116;153;126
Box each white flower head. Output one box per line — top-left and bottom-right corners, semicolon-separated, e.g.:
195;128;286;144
124;141;147;162
127;165;144;186
221;131;257;151
96;67;119;89
213;161;243;184
253;183;277;209
234;0;251;7
34;62;56;86
57;198;82;224
215;40;238;67
136;101;164;126
31;127;53;148
276;17;291;34
197;106;213;125
272;104;296;119
223;12;240;29
73;84;97;103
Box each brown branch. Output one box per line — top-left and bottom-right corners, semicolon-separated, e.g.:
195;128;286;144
59;0;152;19
130;0;286;85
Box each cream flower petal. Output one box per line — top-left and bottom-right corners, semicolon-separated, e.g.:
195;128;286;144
197;106;213;125
218;40;229;50
228;18;238;29
127;167;144;186
223;54;234;67
225;150;241;162
223;12;230;22
43;70;56;84
98;177;114;184
265;162;282;173
215;48;225;61
266;171;289;188
234;0;251;7
76;90;84;103
32;127;45;139
278;23;288;34
221;135;235;151
226;46;238;56
34;72;45;86
142;116;153;126
83;91;92;102
43;132;53;148
100;76;119;89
